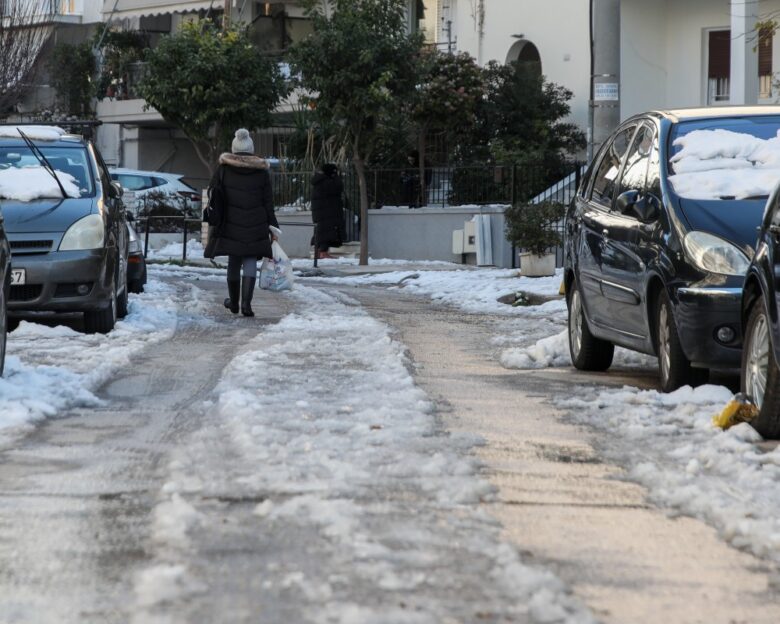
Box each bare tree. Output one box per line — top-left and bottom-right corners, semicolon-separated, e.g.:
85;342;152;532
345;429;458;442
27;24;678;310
0;0;52;114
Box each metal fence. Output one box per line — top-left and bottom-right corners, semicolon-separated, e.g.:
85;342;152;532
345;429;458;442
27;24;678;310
270;161;584;213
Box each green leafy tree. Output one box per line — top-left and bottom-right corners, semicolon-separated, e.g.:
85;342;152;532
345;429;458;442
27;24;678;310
406;49;484;203
289;0;421;265
451;61;585;205
48;42;96;118
137;22;285;172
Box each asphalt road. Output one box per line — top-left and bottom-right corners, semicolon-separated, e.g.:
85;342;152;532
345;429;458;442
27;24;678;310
0;275;778;623
348;286;780;624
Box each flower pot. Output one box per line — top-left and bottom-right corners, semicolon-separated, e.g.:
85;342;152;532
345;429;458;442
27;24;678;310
520;251;556;277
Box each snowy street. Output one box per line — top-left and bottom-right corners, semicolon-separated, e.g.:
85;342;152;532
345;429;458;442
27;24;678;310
1;263;780;623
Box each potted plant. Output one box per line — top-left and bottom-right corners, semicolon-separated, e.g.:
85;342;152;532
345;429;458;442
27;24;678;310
505;200;565;277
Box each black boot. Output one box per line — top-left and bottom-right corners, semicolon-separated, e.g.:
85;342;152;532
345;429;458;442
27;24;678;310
241;276;256;317
224;279;239;314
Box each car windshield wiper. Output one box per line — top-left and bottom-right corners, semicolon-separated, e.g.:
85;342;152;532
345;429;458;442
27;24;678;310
17;129;67;199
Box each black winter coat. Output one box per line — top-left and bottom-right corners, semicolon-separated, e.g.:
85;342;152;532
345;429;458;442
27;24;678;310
311;171;344;248
210;153;279;259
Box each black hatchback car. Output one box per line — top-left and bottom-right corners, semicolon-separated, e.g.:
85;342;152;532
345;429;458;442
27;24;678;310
0;125;128;334
565;107;780;392
741;185;780;438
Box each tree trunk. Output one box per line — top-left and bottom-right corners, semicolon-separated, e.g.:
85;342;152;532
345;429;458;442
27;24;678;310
353;154;369;266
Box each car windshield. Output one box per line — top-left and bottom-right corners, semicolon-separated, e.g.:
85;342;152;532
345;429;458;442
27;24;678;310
0;145;94;199
668;115;780;200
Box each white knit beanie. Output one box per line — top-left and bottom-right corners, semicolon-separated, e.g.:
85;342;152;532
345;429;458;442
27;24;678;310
231;128;254;154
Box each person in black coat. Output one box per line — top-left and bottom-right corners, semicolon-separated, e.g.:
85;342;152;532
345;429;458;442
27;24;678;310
209;128;278;317
310;163;344;259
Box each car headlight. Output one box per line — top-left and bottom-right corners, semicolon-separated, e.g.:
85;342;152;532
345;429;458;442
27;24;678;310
683;231;750;276
59;214;105;251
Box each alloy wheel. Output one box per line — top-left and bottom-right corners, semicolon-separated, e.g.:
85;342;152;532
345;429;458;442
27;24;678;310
658;303;671;384
746;312;770;408
569;289;583;358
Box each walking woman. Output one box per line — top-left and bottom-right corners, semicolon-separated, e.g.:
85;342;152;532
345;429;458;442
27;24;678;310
310;163;344;259
209;128;278;317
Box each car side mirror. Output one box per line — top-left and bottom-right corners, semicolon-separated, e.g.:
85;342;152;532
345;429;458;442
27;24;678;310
109;181;123;199
631;193;661;223
616;189;641;215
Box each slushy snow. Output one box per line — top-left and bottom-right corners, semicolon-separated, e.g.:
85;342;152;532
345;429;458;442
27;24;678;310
137;285;594;623
0;279;183;446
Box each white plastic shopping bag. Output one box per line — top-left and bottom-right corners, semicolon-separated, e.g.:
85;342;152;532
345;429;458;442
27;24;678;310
260;240;294;291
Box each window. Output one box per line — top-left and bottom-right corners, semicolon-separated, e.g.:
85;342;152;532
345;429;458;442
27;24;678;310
707;28;773;103
114;174;158;191
617;124;654;200
590;126;636;208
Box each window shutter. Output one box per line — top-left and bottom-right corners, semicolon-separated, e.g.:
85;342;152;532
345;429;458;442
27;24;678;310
759;28;773;77
708;30;730;79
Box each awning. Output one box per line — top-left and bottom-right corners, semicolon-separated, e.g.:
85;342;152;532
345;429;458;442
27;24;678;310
102;0;218;19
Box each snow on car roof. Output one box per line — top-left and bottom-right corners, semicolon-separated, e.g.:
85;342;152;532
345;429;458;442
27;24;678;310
0;125;67;141
0;166;80;201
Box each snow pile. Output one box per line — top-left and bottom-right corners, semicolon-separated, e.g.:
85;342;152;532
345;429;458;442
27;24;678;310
0;166;80;200
148;238;204;260
315;267;566;317
0;126;66;141
150;286;593;623
558;383;780;564
501;329;657;370
669;129;780;199
0;279;180;445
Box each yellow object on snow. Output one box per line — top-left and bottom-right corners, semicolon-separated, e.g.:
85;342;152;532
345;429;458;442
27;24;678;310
559;280;566;296
712;393;759;430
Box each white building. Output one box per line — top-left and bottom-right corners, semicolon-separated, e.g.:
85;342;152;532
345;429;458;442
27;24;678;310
432;0;780;152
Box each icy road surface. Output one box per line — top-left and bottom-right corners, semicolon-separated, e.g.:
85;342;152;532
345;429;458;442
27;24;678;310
0;272;590;624
0;264;779;623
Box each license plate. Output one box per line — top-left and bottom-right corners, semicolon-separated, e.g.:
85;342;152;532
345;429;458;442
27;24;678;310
10;269;25;285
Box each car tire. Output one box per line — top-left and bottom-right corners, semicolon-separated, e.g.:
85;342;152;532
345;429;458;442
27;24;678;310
128;279;144;294
84;279;117;335
655;289;706;392
117;278;128;319
741;300;780;438
0;281;7;377
568;279;614;371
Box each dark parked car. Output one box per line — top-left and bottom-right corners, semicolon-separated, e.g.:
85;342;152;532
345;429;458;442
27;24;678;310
0;208;10;375
741;185;780;437
564;107;780;391
0;125;128;334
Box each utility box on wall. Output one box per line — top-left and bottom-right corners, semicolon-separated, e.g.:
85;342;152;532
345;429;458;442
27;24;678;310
452;221;477;254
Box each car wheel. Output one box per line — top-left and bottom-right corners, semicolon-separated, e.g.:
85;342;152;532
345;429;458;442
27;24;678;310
0;281;6;377
117;278;128;319
84;279;117;335
568;279;614;371
655;290;707;392
741;300;780;438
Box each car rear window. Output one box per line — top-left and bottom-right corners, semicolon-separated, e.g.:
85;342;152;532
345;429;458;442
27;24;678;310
0;145;94;197
668;115;780;200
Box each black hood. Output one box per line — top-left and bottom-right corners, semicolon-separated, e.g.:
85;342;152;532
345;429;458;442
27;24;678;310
677;197;765;255
0;196;96;233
